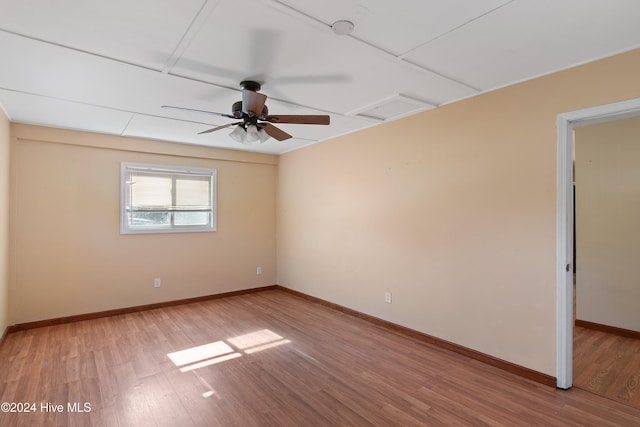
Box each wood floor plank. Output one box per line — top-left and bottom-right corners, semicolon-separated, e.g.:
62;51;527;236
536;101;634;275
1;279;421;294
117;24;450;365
1;289;640;426
574;323;640;407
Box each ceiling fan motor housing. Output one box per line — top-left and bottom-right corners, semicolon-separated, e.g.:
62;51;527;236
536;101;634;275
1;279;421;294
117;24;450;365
232;100;268;119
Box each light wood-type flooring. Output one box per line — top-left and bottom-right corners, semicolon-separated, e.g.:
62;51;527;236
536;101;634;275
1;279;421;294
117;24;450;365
1;289;640;426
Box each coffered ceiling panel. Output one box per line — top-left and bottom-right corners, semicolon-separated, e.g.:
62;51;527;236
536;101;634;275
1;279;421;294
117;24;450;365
404;0;640;90
275;0;512;55
0;0;208;70
0;0;638;154
170;0;476;114
0;89;133;135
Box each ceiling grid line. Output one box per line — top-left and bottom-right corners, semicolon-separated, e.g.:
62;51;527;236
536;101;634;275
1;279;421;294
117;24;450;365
0;86;218;128
161;0;224;74
265;0;480;93
0;28;160;74
397;0;518;59
119;114;136;137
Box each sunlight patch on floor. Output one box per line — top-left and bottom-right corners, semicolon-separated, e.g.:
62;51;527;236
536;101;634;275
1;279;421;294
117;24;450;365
166;329;291;376
167;341;235;367
228;329;291;354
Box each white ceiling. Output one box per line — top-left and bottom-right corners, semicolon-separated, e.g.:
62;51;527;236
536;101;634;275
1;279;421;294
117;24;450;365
0;0;639;155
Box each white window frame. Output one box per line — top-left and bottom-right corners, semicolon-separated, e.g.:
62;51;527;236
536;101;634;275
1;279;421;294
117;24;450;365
120;162;217;234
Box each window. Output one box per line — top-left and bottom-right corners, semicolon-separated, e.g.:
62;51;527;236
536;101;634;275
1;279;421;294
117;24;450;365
121;162;216;234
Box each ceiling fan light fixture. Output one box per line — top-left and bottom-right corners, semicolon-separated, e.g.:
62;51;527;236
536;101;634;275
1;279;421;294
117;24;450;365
258;128;270;143
245;124;261;143
229;124;271;144
229;125;246;143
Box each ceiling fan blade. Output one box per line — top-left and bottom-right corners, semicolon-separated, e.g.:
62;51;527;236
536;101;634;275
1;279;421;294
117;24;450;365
162;105;235;119
242;90;267;115
265;115;330;125
262;123;292;141
198;122;242;134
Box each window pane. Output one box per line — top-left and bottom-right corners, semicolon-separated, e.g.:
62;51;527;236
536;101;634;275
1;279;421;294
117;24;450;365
121;163;216;234
174;211;209;226
130;174;172;207
176;176;210;207
129;211;170;226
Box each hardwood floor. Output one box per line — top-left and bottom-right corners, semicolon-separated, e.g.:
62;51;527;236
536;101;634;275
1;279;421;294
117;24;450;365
574;323;640;407
573;280;640;407
1;289;640;426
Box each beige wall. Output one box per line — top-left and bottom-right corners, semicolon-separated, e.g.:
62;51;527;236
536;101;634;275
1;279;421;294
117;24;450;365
277;49;640;376
5;49;640;377
575;116;640;331
0;108;9;335
9;125;277;324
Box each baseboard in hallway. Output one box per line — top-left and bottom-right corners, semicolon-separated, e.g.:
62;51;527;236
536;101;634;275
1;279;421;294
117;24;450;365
575;319;640;340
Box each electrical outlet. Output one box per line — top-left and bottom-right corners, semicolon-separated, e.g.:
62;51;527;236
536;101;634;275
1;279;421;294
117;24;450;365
256;266;262;275
154;278;161;288
384;291;392;304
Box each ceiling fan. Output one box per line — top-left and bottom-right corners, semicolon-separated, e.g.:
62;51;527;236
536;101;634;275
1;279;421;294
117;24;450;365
162;80;330;144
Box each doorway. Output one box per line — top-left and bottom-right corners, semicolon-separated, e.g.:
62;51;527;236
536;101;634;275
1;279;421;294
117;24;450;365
571;115;640;406
556;97;640;390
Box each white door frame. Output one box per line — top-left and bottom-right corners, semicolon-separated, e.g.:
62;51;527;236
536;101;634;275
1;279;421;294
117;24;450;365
556;97;640;389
